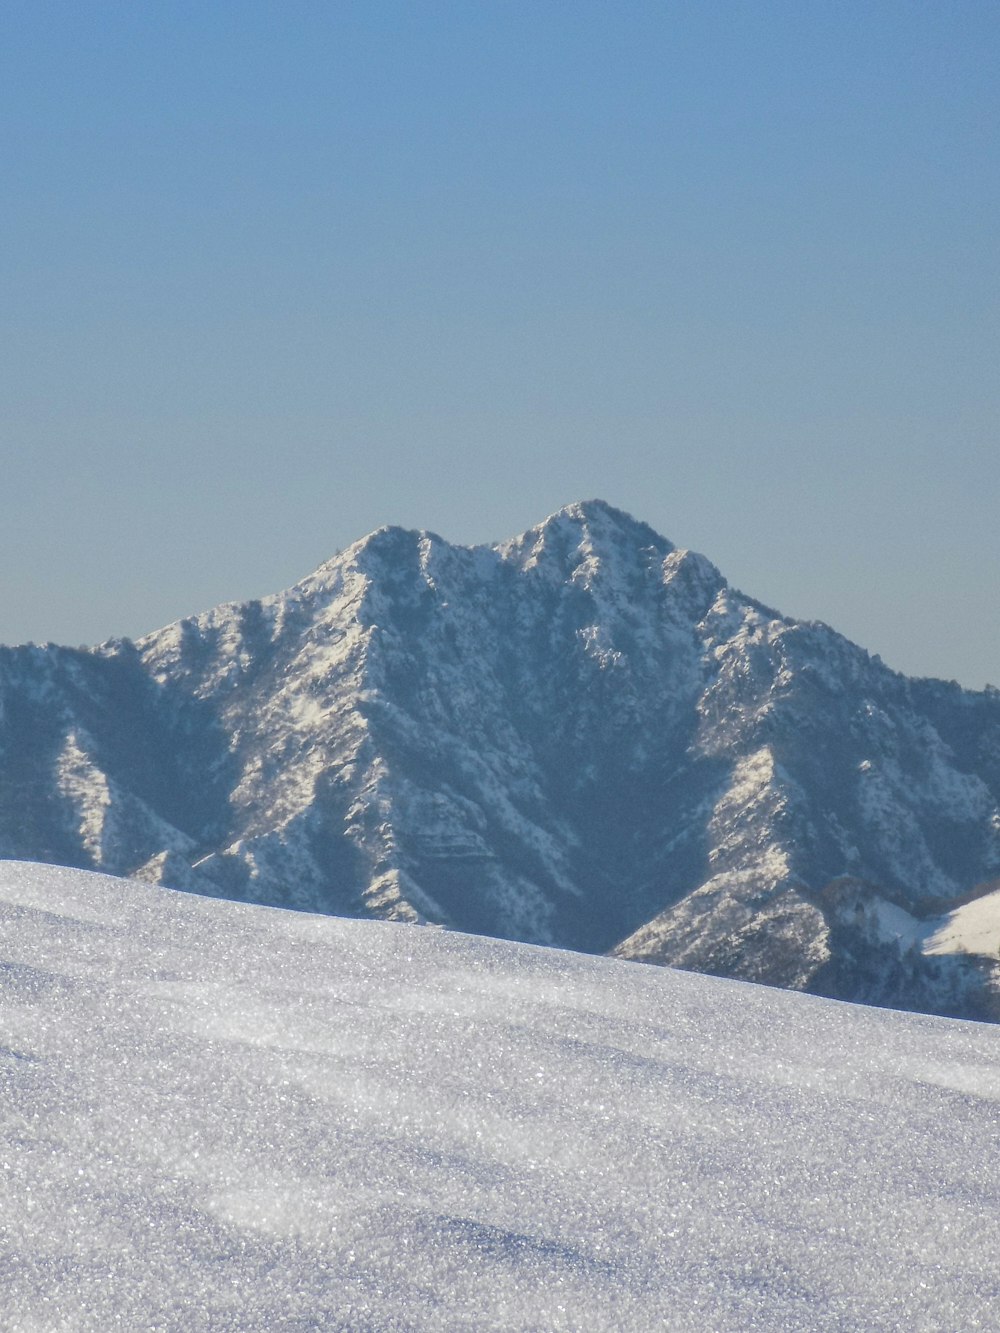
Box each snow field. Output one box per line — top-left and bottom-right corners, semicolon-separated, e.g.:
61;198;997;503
2;860;1000;1330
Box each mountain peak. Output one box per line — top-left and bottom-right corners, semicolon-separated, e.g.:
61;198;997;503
549;497;632;524
298;502;669;598
498;499;675;578
3;504;999;1022
536;498;668;543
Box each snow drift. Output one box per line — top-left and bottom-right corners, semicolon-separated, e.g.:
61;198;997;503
3;859;1000;1330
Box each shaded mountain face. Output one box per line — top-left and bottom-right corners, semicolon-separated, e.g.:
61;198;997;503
2;500;999;1017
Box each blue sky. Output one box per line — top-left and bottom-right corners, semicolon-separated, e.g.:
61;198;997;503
2;1;997;686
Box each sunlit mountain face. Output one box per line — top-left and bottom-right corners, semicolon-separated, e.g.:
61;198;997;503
2;501;998;1017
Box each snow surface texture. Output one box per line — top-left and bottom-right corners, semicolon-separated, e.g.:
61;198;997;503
1;501;999;1018
5;861;1000;1332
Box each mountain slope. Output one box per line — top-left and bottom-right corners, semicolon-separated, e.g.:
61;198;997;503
1;501;998;1015
5;860;1000;1331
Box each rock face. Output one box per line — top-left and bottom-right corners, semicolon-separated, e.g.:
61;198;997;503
2;500;998;1016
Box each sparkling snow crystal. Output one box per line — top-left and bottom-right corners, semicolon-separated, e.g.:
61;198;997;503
3;860;1000;1330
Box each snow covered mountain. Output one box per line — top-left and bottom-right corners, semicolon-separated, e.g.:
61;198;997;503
5;859;1000;1330
1;500;998;1016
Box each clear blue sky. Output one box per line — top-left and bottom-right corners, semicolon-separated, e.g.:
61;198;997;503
2;1;997;686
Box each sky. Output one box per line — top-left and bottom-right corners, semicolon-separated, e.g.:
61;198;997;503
2;1;997;687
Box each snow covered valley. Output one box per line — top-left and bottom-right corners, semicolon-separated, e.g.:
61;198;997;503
3;860;1000;1331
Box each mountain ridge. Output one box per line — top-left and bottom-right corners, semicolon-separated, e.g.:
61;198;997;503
1;500;998;1017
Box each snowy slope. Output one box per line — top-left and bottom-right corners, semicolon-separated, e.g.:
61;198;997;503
927;882;1000;958
0;501;998;1017
3;860;1000;1331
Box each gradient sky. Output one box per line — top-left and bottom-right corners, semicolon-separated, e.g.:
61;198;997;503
2;1;997;687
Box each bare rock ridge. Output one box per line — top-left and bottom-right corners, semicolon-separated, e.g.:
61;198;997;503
1;499;998;1017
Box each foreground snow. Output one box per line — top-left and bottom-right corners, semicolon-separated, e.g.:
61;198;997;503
3;863;1000;1330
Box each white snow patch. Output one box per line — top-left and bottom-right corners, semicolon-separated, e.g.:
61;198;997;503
55;731;112;863
926;886;1000;959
